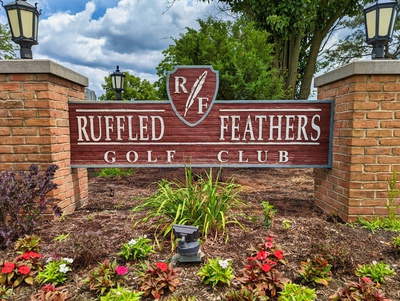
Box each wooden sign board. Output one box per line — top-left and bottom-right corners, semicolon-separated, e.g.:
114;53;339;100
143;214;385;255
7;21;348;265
69;66;333;168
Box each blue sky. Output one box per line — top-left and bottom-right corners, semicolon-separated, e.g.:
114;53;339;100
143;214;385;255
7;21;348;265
0;0;225;98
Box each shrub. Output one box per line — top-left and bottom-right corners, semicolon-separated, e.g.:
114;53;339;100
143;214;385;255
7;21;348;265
0;164;61;248
132;167;245;241
355;261;395;284
330;277;390;301
278;282;317;301
197;258;235;287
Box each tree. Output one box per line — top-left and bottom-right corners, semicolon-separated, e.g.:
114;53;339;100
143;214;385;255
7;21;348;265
172;0;360;99
0;23;17;59
99;72;160;100
156;17;288;100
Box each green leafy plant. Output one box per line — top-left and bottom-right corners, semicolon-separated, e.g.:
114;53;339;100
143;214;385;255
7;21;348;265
36;257;73;286
14;234;41;254
0;285;12;300
132;167;245;241
329;277;391;301
98;168;133;178
298;254;332;286
391;234;400;254
282;219;292;230
237;234;288;298
82;260;127;295
197;258;235;287
278;282;317;301
260;200;276;228
138;261;180;299
99;284;143;301
386;170;400;220
30;284;68;301
355;261;395;284
118;235;155;261
0;164;62;248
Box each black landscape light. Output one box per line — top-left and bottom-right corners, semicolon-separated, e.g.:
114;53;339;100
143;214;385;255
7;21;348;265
363;0;399;59
1;0;41;59
171;224;203;264
110;65;126;100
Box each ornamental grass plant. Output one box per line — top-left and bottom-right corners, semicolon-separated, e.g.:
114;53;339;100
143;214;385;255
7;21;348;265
131;167;246;241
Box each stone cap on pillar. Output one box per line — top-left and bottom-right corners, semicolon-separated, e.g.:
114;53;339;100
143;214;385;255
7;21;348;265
314;60;400;88
0;59;88;87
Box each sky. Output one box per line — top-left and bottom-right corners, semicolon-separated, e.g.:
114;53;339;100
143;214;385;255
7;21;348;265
0;0;226;98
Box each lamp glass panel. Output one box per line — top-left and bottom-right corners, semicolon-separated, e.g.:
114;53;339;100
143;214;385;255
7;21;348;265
389;7;397;36
8;9;21;37
366;10;377;39
34;14;38;40
111;76;117;90
21;10;34;39
379;7;393;36
120;77;125;90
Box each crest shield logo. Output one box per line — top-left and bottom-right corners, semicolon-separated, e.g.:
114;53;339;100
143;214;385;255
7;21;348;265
167;66;219;127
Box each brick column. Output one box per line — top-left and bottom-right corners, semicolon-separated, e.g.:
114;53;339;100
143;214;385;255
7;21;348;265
314;60;400;222
0;60;89;214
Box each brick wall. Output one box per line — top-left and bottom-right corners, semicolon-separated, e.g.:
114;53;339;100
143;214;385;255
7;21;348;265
0;60;89;215
314;61;400;222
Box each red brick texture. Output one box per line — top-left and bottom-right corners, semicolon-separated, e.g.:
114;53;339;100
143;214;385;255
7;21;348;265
316;73;400;222
0;72;88;215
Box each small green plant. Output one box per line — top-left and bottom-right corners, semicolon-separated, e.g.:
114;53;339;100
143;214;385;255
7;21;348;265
391;234;400;254
223;288;269;301
298;254;332;286
98;168;133;178
355;261;395;284
386;170;400;220
30;284;68;301
278;282;317;301
14;234;41;254
52;233;70;242
132;167;245;242
118;235;155;261
330;277;390;301
165;296;197;301
99;284;143;301
138;261;180;299
82;260;127;295
0;285;12;300
36;257;73;286
260;200;277;228
0;251;43;287
282;219;292;230
196;258;235;287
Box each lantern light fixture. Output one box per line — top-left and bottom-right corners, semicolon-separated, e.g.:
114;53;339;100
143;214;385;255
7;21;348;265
110;65;126;100
1;0;41;59
363;0;399;59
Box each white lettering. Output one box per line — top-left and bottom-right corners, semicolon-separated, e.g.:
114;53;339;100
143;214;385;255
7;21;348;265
104;151;116;163
279;151;289;163
311;115;321;141
174;76;187;93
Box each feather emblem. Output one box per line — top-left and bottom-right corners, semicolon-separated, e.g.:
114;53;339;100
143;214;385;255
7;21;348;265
184;71;208;117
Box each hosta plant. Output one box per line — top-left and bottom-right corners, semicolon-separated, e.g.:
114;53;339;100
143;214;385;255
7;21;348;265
14;234;41;254
30;284;68;301
278;282;317;301
355;261;395;284
196;258;235;287
118;235;155;261
139;261;180;299
99;284;143;301
298;254;332;286
82;260;127;295
0;251;43;287
36;257;73;286
329;277;391;301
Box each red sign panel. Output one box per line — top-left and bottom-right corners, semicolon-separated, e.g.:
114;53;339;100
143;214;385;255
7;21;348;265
68;66;333;168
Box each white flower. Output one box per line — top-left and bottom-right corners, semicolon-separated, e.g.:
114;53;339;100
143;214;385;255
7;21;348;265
46;257;52;263
218;259;230;269
372;260;377;265
59;263;69;273
128;239;137;246
63;257;74;264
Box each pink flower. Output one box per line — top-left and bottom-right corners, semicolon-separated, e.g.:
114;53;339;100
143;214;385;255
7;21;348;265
266;235;274;242
261;263;271;273
18;265;31;275
156;262;168;272
274;250;284;260
116;266;128;275
265;242;273;249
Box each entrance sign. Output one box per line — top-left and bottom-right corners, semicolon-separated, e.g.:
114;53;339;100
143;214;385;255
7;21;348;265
68;66;333;168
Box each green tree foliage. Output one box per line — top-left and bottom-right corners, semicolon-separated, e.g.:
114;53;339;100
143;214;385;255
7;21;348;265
99;71;160;100
156;17;288;100
174;0;360;99
0;23;17;59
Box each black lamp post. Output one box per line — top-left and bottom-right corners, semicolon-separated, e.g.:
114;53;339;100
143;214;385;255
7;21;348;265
363;0;398;59
1;0;41;59
110;65;125;100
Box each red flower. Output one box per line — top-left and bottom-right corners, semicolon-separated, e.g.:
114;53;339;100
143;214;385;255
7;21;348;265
116;266;128;275
274;250;284;260
4;262;15;269
1;267;13;274
156;262;168;272
261;263;271;273
246;256;255;261
266;236;274;242
257;250;268;260
22;251;42;260
246;265;252;269
18;265;31;275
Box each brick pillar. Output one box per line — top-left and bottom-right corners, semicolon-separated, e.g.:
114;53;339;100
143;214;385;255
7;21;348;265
314;60;400;222
0;60;89;214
